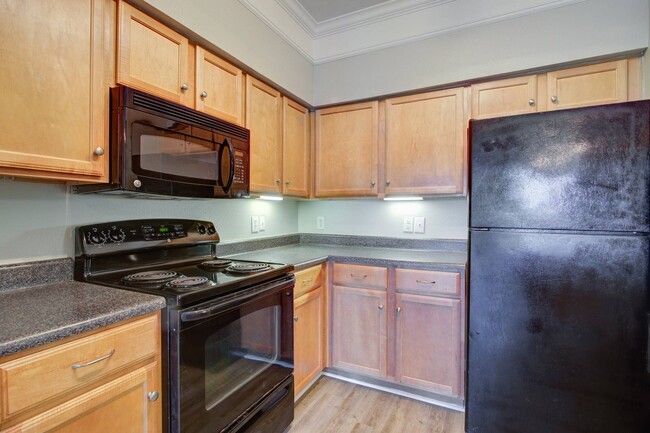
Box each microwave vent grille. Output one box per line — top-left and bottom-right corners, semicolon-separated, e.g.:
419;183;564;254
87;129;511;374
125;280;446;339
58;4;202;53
132;92;249;141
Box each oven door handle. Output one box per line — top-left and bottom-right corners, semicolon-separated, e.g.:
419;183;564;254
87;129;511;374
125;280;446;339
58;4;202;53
180;277;294;323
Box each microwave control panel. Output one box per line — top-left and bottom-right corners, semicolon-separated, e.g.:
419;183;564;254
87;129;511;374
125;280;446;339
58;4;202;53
234;150;246;185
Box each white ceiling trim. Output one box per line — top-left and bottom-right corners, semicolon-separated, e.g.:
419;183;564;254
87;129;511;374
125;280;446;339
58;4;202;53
239;0;588;65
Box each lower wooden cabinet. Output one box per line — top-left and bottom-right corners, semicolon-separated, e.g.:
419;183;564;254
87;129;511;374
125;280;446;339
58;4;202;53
0;312;162;433
293;265;326;396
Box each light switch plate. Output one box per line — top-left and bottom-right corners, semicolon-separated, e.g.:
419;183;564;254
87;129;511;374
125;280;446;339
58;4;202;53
251;216;259;233
414;216;425;234
316;216;325;230
259;216;266;231
403;216;414;233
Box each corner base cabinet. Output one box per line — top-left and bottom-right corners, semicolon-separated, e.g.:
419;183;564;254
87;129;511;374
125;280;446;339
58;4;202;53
0;312;162;433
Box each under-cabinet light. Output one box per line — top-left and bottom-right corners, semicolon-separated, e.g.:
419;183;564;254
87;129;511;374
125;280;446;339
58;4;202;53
383;196;424;201
259;195;284;201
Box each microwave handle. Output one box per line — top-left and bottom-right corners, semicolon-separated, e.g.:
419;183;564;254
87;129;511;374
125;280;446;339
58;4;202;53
218;138;235;193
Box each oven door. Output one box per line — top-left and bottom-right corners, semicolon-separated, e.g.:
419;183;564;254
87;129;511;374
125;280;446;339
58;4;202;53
124;108;234;197
177;276;294;433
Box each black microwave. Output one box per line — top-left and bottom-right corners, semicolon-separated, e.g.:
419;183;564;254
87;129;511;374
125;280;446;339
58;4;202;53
73;85;250;198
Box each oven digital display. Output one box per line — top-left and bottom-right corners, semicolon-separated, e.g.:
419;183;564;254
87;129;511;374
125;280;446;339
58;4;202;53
141;224;186;240
159;227;169;233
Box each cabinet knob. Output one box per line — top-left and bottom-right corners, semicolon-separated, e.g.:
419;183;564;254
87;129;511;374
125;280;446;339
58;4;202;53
285;180;291;185
200;91;208;99
396;306;402;313
386;180;391;185
378;304;384;310
180;83;189;91
293;315;299;322
147;391;160;402
371;180;376;187
275;179;281;184
133;179;142;188
528;99;535;106
551;95;558;103
94;147;105;156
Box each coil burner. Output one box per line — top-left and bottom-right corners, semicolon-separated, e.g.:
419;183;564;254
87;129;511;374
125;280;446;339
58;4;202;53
199;259;233;270
123;270;179;285
166;276;213;290
226;263;272;274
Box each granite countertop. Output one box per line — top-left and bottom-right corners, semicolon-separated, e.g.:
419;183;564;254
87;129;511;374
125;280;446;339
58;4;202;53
225;243;467;272
0;260;166;358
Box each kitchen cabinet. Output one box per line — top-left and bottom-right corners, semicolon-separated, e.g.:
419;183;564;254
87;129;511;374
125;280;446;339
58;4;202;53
471;75;539;120
314;102;379;197
195;47;245;126
0;312;162;433
0;0;110;182
118;1;245;125
118;0;192;106
282;97;311;198
246;76;283;194
331;264;387;378
471;59;641;119
293;265;325;397
384;88;467;196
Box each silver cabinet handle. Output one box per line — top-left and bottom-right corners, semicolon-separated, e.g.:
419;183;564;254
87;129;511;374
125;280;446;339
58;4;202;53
378;305;384;310
71;349;115;369
200;91;208;98
147;391;160;402
386;180;391;185
180;83;189;91
285;180;291;186
370;180;376;187
350;273;367;279
528;99;535;106
551;95;558;103
396;307;402;313
293;315;299;321
416;279;436;285
94;147;105;156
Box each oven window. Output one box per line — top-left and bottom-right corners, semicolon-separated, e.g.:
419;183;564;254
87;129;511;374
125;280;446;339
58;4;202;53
133;123;218;184
204;305;280;410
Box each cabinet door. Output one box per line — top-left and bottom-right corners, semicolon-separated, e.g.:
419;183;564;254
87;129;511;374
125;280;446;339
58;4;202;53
246;76;283;194
331;285;386;378
195;47;244;125
314;102;379;197
471;75;538;119
547;60;627;111
282;97;311;198
385;88;466;195
3;364;161;433
0;0;107;182
293;286;324;396
117;0;191;106
395;293;461;397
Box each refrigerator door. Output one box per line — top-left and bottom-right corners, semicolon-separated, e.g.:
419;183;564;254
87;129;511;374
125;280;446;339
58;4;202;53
467;230;650;433
470;100;650;232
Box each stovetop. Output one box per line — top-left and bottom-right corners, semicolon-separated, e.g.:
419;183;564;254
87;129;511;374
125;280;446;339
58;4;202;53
74;219;294;308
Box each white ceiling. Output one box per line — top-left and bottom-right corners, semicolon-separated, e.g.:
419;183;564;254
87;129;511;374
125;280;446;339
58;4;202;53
238;0;587;64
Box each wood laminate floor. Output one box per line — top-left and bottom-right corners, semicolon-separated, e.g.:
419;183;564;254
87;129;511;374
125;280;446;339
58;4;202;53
287;377;465;433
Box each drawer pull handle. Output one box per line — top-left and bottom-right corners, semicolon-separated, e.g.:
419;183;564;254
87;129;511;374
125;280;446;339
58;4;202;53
350;273;367;279
416;279;436;285
71;349;115;369
301;278;313;285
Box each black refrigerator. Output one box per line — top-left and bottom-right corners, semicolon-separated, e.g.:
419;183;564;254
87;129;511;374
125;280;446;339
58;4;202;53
466;100;650;433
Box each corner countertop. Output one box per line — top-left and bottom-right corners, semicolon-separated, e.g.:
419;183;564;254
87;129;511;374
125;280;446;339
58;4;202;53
0;260;166;358
224;243;467;272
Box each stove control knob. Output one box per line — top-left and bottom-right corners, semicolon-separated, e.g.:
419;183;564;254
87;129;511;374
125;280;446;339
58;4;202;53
88;232;105;245
207;225;216;235
109;229;126;243
197;224;206;235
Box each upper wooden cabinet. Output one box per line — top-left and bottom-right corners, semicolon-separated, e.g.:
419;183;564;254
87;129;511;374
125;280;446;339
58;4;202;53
118;1;192;106
195;47;245;125
384;88;467;196
471;75;539;120
0;0;110;182
246;76;283;194
282;98;311;198
314;102;379;198
546;60;628;111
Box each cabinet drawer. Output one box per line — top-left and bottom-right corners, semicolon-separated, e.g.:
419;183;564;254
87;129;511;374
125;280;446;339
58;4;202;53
333;263;387;290
0;314;159;421
395;269;460;297
293;265;323;299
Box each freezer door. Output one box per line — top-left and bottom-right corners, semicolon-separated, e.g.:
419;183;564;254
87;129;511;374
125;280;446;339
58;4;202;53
469;100;650;232
466;230;650;433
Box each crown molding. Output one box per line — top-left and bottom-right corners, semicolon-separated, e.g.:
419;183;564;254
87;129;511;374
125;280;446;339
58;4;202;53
239;0;588;65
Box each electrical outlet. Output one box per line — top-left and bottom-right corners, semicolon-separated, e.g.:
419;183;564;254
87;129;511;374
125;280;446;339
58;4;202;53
259;216;266;231
251;216;259;233
414;216;425;234
316;216;325;230
403;216;414;233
